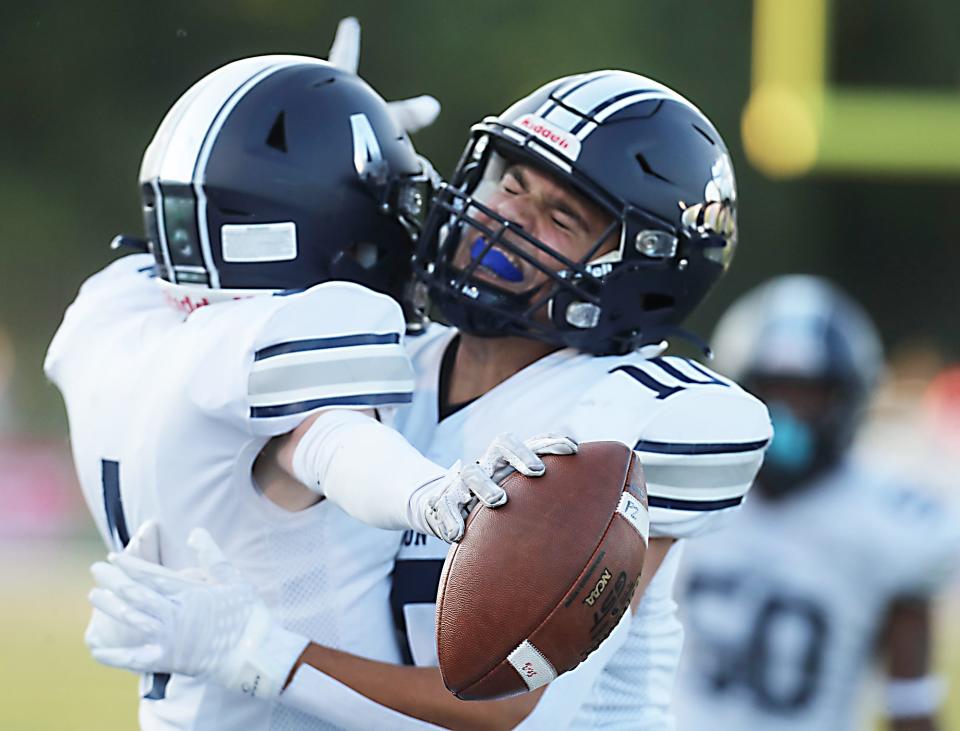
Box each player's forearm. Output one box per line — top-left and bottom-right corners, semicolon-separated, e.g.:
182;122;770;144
631;537;675;612
283;644;541;731
881;598;943;731
279;541;674;731
277;409;445;534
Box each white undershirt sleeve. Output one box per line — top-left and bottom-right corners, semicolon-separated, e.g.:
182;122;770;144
281;664;448;730
290;409;446;536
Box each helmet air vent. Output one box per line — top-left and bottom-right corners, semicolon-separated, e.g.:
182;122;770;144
635;153;670;183
266;112;287;153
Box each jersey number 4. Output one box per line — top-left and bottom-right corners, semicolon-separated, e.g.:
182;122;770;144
101;460;130;549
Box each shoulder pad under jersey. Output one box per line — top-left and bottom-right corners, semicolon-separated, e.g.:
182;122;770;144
853;466;960;596
562;355;772;538
185;281;415;437
44;254;160;383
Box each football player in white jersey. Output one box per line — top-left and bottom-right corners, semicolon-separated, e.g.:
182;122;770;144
47;33;582;730
87;70;773;730
674;276;960;731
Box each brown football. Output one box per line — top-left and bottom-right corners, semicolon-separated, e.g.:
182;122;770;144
435;440;649;700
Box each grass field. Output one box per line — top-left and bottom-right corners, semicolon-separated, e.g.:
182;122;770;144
0;540;138;731
2;539;958;730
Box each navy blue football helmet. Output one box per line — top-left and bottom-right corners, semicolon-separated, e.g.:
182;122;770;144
134;55;430;314
414;70;737;355
712;275;884;494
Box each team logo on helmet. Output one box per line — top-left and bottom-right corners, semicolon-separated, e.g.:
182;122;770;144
681;155;736;240
680;154;737;265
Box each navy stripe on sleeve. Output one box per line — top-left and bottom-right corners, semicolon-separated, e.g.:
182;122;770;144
250;391;413;418
634;438;770;455
254;332;401;361
648;495;744;512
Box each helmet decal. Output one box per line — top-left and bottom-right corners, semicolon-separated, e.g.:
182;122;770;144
681;153;737;264
220;222;297;263
514;115;582;160
706;154;736;205
350;113;384;179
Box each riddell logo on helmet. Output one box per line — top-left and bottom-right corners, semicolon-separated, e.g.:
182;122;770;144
515;115;582;161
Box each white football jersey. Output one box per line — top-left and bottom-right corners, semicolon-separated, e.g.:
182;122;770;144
674;461;960;731
386;323;772;730
45;254;415;731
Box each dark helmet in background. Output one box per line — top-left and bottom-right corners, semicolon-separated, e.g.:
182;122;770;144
415;70;737;355
711;275;884;496
134;55;430;315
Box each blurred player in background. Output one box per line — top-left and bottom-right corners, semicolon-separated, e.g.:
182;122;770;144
674;275;960;731
89;67;773;730
45;26;579;731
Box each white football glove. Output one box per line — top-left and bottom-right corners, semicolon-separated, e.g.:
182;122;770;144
85;520;166;655
326;17;440;134
422;433;578;542
87;524;307;700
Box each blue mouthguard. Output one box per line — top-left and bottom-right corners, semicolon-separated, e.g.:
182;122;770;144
470;237;523;282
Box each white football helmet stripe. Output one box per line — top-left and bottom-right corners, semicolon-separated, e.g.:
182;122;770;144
139;69;217;183
537;72;704;148
191;60;299;287
576;92;677;141
538;104;582;133
535;70;614;118
559;72;659;116
146;56;319;184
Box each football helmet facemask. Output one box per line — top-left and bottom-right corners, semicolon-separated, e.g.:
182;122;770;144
414;70;737;355
129;56;432;317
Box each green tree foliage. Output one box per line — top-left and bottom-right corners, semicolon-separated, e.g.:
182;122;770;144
2;0;958;432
